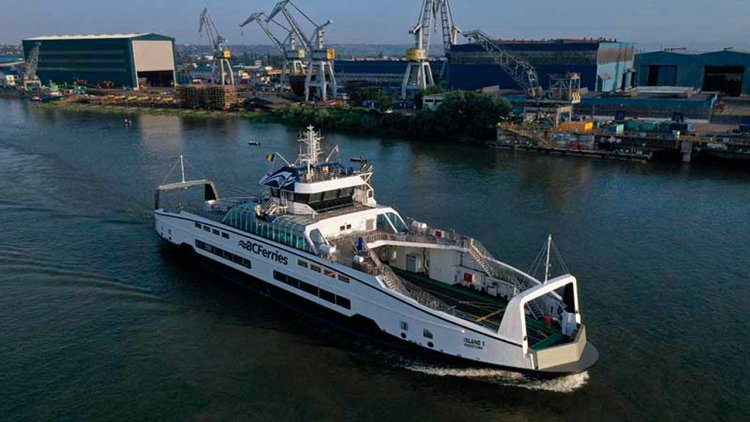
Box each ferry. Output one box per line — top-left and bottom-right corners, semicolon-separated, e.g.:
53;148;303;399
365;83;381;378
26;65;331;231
154;126;598;375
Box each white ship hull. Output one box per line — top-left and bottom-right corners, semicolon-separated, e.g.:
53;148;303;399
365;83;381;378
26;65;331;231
155;210;597;375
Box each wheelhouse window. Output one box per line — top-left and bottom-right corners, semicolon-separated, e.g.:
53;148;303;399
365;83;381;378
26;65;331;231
295;188;356;211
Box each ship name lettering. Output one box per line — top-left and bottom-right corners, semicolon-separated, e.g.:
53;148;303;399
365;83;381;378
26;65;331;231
238;240;289;265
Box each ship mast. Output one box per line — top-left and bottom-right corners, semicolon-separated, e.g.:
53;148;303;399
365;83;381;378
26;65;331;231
298;125;323;178
544;234;552;283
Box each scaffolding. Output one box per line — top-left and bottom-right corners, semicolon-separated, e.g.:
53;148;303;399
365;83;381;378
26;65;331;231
176;84;238;110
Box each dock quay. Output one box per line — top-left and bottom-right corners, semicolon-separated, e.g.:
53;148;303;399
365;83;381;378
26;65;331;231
495;142;652;161
497;122;750;164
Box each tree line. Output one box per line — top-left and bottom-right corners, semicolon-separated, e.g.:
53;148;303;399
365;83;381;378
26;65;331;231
278;90;512;142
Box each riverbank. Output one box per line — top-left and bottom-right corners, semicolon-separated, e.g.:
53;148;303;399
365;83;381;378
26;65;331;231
38;100;277;122
37;91;511;143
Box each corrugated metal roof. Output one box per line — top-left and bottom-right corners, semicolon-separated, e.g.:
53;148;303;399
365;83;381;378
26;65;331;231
646;48;750;56
25;33;149;41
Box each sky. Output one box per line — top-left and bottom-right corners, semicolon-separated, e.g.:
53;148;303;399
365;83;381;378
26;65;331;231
1;0;749;48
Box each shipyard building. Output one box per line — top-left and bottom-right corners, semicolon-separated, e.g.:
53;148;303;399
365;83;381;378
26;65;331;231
22;33;176;89
447;39;635;93
635;49;750;96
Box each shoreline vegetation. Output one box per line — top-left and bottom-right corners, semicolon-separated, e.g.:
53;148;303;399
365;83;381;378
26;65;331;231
39;91;511;142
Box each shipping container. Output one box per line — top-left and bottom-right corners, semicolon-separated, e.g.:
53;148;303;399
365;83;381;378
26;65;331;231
559;121;593;133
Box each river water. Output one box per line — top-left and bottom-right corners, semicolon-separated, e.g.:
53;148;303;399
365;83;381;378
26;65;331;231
1;98;748;421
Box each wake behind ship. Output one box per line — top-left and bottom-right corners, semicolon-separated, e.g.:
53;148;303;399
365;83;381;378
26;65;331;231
153;126;598;375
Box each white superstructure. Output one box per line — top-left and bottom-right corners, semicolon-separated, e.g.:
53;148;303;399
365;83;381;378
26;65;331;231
154;126;598;375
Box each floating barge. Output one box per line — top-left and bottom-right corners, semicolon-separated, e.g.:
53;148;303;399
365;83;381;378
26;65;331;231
495;142;652;161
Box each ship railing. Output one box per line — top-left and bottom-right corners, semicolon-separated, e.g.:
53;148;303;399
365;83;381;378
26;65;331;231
329;233;506;329
377;258;491;326
160;196;259;222
365;223;544;300
357;244;494;328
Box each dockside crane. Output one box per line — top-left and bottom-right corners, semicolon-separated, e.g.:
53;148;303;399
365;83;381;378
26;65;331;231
199;8;235;86
463;30;542;98
240;12;306;93
463;30;581;103
267;1;337;102
402;0;460;99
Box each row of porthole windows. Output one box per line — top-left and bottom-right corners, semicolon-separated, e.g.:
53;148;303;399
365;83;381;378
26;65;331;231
399;321;435;347
297;259;350;283
195;222;230;239
195;239;252;269
273;270;351;310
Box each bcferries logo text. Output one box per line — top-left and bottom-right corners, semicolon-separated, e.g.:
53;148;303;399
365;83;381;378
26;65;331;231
238;240;288;265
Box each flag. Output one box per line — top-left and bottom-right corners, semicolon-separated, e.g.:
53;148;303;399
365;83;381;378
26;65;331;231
265;153;275;162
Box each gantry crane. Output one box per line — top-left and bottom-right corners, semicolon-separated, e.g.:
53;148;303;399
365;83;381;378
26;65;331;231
402;0;460;99
240;12;306;93
267;1;337;102
199;8;235;85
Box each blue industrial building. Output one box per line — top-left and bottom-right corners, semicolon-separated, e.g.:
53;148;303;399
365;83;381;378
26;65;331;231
446;39;635;93
22;33;176;89
334;60;441;89
635;49;750;96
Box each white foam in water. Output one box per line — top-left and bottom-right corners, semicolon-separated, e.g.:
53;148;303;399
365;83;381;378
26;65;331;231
403;363;589;393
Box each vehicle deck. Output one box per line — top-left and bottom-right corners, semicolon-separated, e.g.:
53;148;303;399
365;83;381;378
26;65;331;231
393;268;568;348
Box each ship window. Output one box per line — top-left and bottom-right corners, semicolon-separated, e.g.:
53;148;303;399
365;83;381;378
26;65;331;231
309;192;322;204
337;274;350;283
195;222;202;229
423;329;433;339
203;226;211;232
339;225;346;231
295;193;309;203
297;259;308;268
319;289;335;304
346;224;351;230
322;189;338;201
300;281;319;296
324;269;336;278
242;258;252;268
310;265;321;273
336;296;351;310
339;187;354;198
222;232;229;239
196;239;205;249
274;270;298;287
270;188;280;197
400;321;409;331
386;212;408;232
212;229;220;235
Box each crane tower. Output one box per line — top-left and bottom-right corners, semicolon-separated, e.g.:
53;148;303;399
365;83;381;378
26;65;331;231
267;1;337;102
199;8;235;85
240;12;306;94
402;0;460;99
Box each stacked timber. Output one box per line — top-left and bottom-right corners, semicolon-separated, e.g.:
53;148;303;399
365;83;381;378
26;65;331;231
176;84;237;110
